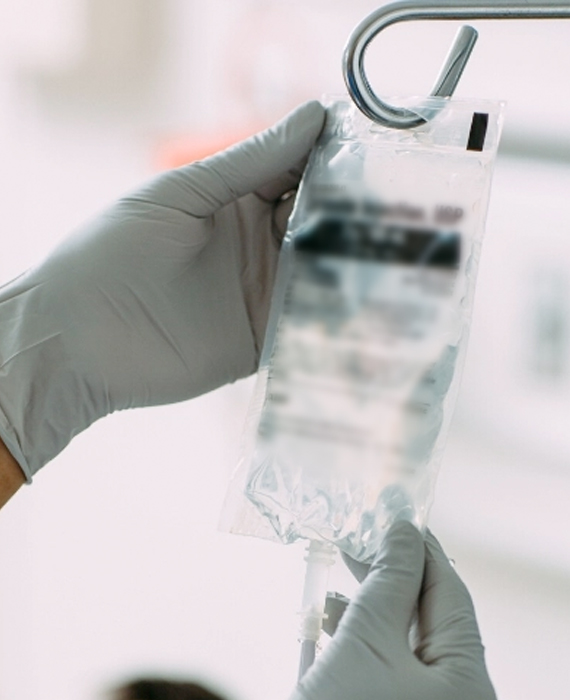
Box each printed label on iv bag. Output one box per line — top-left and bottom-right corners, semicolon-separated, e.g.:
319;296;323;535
244;205;461;554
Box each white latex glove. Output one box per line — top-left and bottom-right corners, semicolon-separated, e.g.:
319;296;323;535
0;101;325;480
291;522;496;700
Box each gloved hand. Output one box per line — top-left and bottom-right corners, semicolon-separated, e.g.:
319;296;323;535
0;101;325;480
291;522;496;700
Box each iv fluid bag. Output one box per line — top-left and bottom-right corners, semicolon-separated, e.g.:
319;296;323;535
222;97;504;561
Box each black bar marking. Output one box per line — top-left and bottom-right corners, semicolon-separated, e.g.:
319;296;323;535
467;112;489;152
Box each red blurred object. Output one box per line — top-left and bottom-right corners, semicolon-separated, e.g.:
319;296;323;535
154;123;268;171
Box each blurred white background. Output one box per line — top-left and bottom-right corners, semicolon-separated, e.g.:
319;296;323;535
0;2;569;699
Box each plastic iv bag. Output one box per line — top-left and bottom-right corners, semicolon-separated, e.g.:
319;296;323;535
221;97;504;562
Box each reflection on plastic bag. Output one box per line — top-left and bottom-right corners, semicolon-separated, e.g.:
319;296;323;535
221;96;504;561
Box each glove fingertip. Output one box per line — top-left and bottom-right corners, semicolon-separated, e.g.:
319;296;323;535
281;99;326;135
424;529;457;569
372;520;424;568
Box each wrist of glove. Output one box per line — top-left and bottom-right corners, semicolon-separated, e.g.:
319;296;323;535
0;101;325;480
290;523;497;700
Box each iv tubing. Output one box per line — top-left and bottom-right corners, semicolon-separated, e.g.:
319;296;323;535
297;540;336;681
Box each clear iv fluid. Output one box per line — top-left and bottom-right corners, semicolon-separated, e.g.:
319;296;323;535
245;197;460;560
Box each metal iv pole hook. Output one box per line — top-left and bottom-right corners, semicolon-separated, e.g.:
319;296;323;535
343;1;570;129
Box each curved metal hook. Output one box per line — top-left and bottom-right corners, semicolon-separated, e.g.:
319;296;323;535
343;1;570;129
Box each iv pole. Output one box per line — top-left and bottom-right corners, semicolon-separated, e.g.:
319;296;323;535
343;1;570;129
